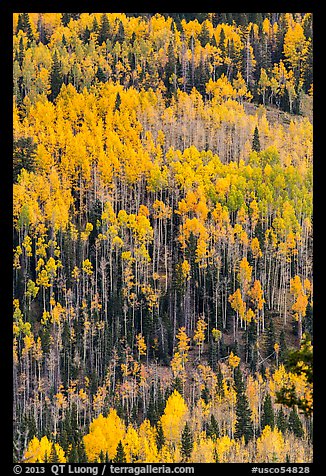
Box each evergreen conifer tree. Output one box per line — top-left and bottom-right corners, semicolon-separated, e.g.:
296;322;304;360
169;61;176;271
113;441;127;463
266;318;276;357
114;92;122;111
234;367;254;443
288;408;304;438
276;407;288;434
279;329;287;363
181;422;193;462
49;51;63;101
49;443;60;463
261;393;275;430
98;14;110;45
207;414;219;440
252;125;261;152
156;421;165;451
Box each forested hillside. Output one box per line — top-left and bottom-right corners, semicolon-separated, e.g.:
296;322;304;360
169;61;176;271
13;13;313;464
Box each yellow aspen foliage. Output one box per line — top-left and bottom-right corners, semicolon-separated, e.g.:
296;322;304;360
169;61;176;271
81;222;93;241
228;351;240;369
193;317;207;358
215;435;236;463
22;334;35;357
160;390;188;446
283;23;309;79
83;410;126;462
138;419;159;462
249;280;265;310
171;352;185;381
238;257;252;294
22;235;33;256
36;269;51;288
55;388;68;410
212;328;222;342
256;425;286;462
158;445;174;463
153;200;172;220
245;308;255;323
33;337;43;361
229;288;246;319
136;333;147;357
246;375;260;428
13;245;22;269
290;275;303;298
25;279;39;300
292;294;308;318
192;435;214;462
123;425;141;463
82;259;93;275
251;237;262;259
206;75;236;103
176;327;190;357
24;436;66;463
181;260;191;281
303;278;312;296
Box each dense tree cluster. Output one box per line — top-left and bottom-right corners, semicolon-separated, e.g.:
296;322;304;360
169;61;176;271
13;13;313;463
13;13;312;112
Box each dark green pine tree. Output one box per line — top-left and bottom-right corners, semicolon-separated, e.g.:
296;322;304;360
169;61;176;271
218;28;227;76
113;441;127;463
261;393;275;430
17;13;34;44
92;16;99;34
98;14;110;45
49;51;63;101
99;450;106;463
276;407;288;434
16;13;25;34
165;40;177;96
82;26;91;44
181;422;193;462
147;383;158;425
266;318;276;357
68;444;78;463
18;36;24;68
114;92;122;111
288;408;304;438
206;414;219;440
13;137;37;182
156;382;166;418
304;301;313;337
209;338;218;371
62;13;72;27
156;421;165;451
201;384;210;404
216;364;225;399
96;66;107;83
234;366;245;394
235;391;254;443
49;443;60;463
279;329;287;364
195;54;210;96
219;27;226;57
252;125;261;152
198;21;211;47
234;367;254;443
245;319;258;372
77;440;87;463
172;376;183;395
116;20;125;44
